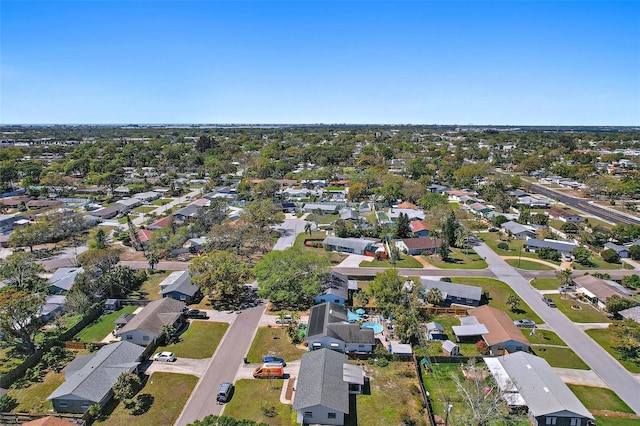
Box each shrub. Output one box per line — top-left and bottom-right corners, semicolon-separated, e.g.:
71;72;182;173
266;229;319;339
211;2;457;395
601;248;620;263
0;395;17;412
497;242;509;250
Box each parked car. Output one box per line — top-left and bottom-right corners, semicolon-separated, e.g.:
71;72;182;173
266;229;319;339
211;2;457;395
513;319;536;328
185;309;209;319
275;314;293;324
262;356;286;367
543;297;556;308
558;285;573;293
153;351;176;362
217;382;234;403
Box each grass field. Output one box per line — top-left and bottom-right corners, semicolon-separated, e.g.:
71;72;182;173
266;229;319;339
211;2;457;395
96;372;197;426
130;271;171;300
424;248;488;269
246;326;306;364
361;255;423;268
156;321;229;359
573;259;624;270
479;232;558;263
355;361;425;426
0;347;25;375
532;346;589;369
134;205;157;214
223;379;295;425
450;277;542;323
75;305;138;343
506;259;555;270
7;371;65;413
530;278;560;290
523;328;565;346
546;295;611;323
568;385;634;413
594;416;640;426
586;329;640;374
151;198;172;206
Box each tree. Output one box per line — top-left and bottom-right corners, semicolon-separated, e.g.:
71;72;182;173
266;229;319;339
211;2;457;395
555;269;573;287
629;245;640;261
601;248;620;264
418;192;448;211
192;199;228;234
9;221;49;251
0;289;44;355
241;199;285;231
112;372;141;404
304;222;312;235
451;360;514;426
0;252;46;292
425;287;443;305
346;182;369;202
88;227;109;250
605;295;637;315
146;251;159;272
190;250;253;309
622;274;640;290
441;211;460;247
255;248;329;310
561;222;580;234
609;319;640;364
353;290;370;308
65;289;94;316
395;212;412;239
440;240;451;262
78;248;121;276
572;246;592;266
368;269;404;317
506;294;521;312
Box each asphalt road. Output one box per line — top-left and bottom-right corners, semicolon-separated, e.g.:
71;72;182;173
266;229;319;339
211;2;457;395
523;181;640;225
174;303;265;426
473;241;640;415
271;216;311;250
333;266;496;278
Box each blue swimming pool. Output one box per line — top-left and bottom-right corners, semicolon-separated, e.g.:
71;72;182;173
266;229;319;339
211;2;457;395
361;322;383;334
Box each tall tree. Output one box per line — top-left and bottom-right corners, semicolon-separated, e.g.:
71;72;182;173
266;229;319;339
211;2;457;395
254;248;329;310
190;250;253;309
241;200;285;231
0;289;44;355
88;227;109;250
395;212;412;239
368;269;404;317
0;252;47;292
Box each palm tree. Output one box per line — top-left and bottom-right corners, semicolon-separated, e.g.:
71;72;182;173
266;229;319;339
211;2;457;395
146;252;159;272
426;288;443;306
555;269;573;287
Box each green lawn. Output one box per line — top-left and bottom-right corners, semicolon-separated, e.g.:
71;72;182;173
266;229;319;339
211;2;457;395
523;329;565;346
7;371;65;412
96;372;197;426
294;230;326;250
424;248;488;269
246;326;306;363
360;255;422;268
480;232;557;263
356;361;425;426
450;277;542;323
568;385;634;413
594;416;640;426
0;347;25;375
129;271;171;300
505;258;555;270
546;295;611;323
134;205;157;214
573;259;624;270
156;321;229;359
530;278;560;290
151;198;172;206
532;346;589;369
223;379;295;426
586;329;640;373
75;305;138;343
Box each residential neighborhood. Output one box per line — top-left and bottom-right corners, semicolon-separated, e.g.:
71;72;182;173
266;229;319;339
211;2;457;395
0;125;639;426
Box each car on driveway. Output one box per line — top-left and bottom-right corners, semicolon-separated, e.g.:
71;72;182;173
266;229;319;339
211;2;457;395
543;297;556;307
184;309;209;319
217;382;234;403
153;351;177;362
558;285;573;293
263;356;286;367
275;314;293;324
513;319;536;328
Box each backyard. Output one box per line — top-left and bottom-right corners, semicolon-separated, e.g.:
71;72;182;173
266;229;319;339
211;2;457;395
246;326;306;364
75;305;138;343
96;372;197;426
156;321;229;359
7;370;65;413
129;271;171;301
223;379;294;425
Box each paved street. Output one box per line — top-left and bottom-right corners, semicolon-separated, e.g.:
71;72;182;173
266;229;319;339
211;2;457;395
271;214;311;250
174;304;265;426
473;241;640;415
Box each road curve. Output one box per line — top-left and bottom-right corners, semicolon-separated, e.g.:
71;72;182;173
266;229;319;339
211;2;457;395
174;304;265;426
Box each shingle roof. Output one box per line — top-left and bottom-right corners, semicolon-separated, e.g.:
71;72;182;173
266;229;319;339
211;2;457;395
23;417;77;426
573;275;633;302
48;267;84;292
173;203;202;218
326;323;375;344
468;306;529;348
409;221;431;233
619;306;640;322
118;298;184;336
524;238;577;253
323;236;373;252
419;278;482;302
159;272;199;297
501;221;534;235
48;341;144;403
307;302;348;339
401;237;442;250
497;352;593;420
292;349;349;414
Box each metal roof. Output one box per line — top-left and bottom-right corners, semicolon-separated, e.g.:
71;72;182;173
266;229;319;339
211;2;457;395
524;238;577;253
419;278;482;302
118;298;184;336
323;236;373;251
292;349;350;413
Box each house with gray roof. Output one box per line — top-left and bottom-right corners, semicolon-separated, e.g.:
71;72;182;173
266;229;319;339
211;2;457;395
314;272;356;306
117;298;185;346
158;271;201;304
339;208;359;221
322;236;375;255
293;349;365;425
48;267;84;294
604;242;630;258
524;238;577;256
172;203;203;222
47;341;144;413
388;207;425;222
132;191;161;202
500;221;535;240
88;205;120;219
115;198;142;211
302;203;339;214
419;278;482;307
486;352;594;426
306;303;375;353
514;196;550;209
619;306;640;323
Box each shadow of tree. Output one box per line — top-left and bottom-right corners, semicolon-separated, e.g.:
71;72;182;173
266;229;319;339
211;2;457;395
131;393;154;415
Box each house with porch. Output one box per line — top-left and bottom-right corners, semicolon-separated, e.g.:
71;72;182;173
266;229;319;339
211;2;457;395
322;236;375;255
158;271;201;304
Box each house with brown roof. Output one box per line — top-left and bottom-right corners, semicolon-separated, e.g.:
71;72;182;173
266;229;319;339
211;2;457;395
148;215;173;230
117;298;185;346
26;199;63;210
396;237;442;255
573;275;635;310
409;221;431;237
468;305;530;355
546;208;582;223
395;201;419;210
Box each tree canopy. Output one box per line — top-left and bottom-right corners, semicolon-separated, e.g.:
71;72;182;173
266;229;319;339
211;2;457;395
190;250;253;309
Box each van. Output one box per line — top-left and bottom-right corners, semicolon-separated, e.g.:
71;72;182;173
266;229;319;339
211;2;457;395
253;363;285;379
216;382;234;403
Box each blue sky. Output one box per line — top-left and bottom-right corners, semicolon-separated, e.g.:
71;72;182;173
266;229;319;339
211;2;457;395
1;1;639;125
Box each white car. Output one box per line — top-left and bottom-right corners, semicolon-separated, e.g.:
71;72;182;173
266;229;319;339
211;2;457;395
153;351;176;362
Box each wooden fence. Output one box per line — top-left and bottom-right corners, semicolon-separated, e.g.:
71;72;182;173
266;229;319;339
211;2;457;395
420;306;469;316
0;412;86;425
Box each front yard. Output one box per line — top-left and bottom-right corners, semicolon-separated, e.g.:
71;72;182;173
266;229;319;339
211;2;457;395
361;256;423;268
423;248;488;269
531;346;589;370
585;328;640;374
96;372;197;426
223;379;294;425
568;385;639;426
546;294;612;323
75;305;138;343
246;326;306;364
156;321;229;359
505;259;555;270
530;278;560;290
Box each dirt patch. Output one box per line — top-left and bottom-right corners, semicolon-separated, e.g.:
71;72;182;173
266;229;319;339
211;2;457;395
590;410;640;419
285;376;295;401
119;246;147;261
